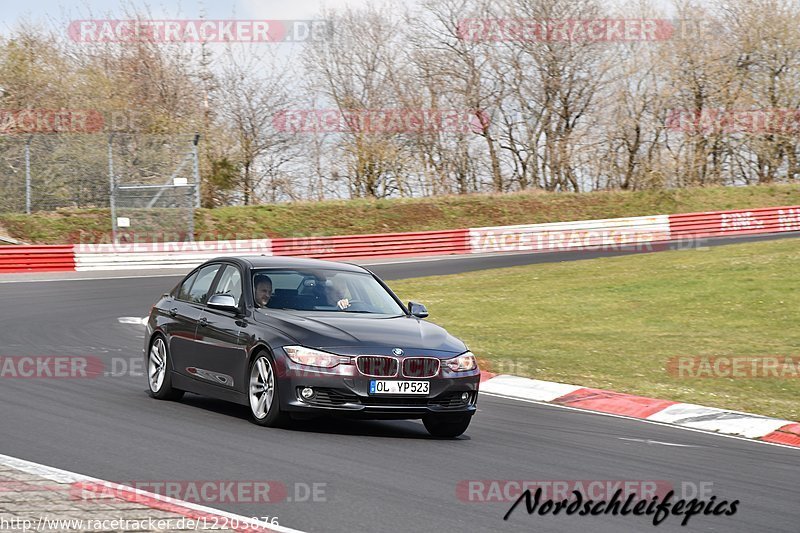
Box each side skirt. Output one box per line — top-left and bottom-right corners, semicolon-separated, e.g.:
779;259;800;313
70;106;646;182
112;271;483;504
172;372;249;406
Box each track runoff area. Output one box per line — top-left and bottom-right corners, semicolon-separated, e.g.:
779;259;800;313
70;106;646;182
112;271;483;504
0;229;798;533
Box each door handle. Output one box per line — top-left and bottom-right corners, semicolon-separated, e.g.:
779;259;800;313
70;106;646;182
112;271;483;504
169;308;178;317
198;317;208;327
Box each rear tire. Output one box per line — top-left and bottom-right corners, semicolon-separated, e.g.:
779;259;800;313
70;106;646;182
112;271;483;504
248;353;290;427
146;336;184;401
423;414;472;438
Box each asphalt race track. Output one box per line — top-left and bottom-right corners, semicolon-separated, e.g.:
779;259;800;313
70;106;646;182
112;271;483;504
1;233;799;532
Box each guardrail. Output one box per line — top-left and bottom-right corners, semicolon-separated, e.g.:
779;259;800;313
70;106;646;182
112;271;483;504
668;206;800;239
0;245;75;273
73;240;273;271
469;215;671;254
272;229;470;260
1;205;799;273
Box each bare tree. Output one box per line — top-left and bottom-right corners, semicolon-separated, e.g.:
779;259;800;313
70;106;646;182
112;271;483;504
217;48;299;204
303;4;413;198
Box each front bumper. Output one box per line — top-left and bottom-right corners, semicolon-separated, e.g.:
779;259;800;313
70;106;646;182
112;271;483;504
275;361;480;419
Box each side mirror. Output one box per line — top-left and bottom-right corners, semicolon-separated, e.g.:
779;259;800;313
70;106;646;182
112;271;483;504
408;301;429;318
207;294;239;313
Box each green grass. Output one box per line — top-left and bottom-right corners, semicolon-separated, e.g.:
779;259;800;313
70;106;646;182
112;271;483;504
3;183;800;244
390;238;800;421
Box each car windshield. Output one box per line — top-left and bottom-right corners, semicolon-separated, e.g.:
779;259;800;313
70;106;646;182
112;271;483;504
252;268;405;316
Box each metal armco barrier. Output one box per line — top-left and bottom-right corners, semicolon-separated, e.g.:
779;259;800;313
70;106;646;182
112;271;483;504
469;215;672;254
1;206;799;273
73;240;273;271
668;206;800;239
0;245;76;273
272;229;470;260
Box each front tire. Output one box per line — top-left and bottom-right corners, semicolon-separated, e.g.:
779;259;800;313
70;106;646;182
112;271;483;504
423;414;472;438
147;336;184;401
248;353;289;427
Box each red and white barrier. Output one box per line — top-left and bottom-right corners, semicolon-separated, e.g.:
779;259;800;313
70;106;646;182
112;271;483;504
668;205;800;239
0;245;75;273
1;205;799;273
272;229;469;260
469;215;670;254
73;239;272;271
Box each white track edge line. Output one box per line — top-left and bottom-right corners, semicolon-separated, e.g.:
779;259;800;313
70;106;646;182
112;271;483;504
0;453;307;533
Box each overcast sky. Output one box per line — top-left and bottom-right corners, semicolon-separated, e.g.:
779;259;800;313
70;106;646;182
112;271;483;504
1;0;381;27
1;0;676;30
0;0;678;72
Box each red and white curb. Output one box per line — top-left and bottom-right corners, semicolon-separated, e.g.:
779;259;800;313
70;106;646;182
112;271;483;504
0;453;306;533
480;374;800;448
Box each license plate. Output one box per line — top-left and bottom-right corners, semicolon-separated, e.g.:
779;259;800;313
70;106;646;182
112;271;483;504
369;380;430;395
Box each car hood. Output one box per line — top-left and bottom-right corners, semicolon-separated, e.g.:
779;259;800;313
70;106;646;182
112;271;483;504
254;310;467;354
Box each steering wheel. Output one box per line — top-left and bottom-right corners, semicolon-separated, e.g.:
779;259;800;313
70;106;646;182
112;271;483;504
349;300;376;312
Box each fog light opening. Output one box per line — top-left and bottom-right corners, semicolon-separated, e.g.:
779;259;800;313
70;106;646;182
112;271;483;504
301;387;315;400
461;392;470;402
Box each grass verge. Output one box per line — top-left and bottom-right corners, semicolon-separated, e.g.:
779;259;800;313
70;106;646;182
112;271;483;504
390;238;800;421
3;183;800;244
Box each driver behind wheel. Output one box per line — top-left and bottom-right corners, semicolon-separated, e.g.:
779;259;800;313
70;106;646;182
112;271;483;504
254;274;273;308
324;277;350;310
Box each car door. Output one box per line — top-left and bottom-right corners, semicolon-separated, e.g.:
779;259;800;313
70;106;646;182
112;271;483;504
193;263;248;391
169;262;223;379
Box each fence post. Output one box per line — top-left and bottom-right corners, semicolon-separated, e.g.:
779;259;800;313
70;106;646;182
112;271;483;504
191;133;200;242
25;135;32;214
193;133;200;208
108;133;117;244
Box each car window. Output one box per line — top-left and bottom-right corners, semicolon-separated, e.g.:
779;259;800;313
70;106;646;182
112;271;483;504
268;272;305;291
252;268;405;315
187;264;222;304
176;271;199;301
212;265;243;307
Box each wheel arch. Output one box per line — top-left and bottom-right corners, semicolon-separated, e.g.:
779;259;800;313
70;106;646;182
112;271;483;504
147;329;174;371
245;342;278;382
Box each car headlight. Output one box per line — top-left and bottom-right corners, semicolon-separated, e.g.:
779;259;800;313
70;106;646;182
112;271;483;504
283;346;350;368
444;351;478;372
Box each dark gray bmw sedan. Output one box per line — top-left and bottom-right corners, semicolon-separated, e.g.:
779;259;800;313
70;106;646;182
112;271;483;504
144;256;480;437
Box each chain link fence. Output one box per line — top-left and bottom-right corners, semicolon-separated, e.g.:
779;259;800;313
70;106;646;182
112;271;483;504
0;133;200;243
0;134;109;213
111;134;200;243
